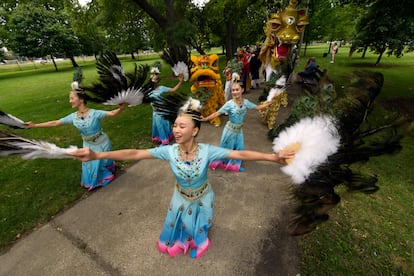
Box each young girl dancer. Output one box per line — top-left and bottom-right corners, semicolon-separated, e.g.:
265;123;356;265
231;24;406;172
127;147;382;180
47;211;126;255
70;104;294;259
201;75;272;172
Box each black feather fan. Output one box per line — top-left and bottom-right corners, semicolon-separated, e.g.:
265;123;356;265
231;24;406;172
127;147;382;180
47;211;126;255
0;130;77;159
82;51;150;106
0;110;27;129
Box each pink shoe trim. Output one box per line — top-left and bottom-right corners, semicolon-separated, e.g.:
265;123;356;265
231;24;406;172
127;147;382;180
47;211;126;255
196;238;211;259
157;240;168;253
167;242;184;258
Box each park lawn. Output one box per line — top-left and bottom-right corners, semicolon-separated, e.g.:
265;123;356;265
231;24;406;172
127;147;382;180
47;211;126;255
0;47;413;274
0;53;192;250
297;45;414;274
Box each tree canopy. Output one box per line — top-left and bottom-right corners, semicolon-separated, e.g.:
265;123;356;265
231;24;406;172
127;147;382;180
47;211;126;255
0;0;412;67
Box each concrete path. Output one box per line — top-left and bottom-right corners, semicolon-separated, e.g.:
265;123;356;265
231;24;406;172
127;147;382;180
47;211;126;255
0;84;301;276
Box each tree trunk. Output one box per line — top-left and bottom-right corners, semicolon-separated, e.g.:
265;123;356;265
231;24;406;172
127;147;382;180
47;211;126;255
362;46;368;58
225;20;238;61
131;52;136;59
51;56;58;72
375;50;384;65
69;56;78;67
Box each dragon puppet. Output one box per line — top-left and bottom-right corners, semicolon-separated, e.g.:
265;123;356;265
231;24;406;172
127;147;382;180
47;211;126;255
189;54;226;126
258;0;309;130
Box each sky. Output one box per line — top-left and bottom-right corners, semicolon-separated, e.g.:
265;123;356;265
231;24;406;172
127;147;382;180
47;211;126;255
78;0;209;7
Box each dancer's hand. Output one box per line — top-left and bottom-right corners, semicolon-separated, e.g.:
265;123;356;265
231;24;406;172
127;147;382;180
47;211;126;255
274;149;296;164
69;148;97;162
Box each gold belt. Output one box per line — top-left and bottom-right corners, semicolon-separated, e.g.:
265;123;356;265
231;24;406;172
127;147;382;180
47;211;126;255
225;121;243;133
83;130;103;142
176;182;210;200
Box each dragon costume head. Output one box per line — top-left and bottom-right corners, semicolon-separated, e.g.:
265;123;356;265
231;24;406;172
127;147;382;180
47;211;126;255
259;0;309;77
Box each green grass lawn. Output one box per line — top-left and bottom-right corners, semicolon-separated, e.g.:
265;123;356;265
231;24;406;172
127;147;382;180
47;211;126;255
0;47;413;274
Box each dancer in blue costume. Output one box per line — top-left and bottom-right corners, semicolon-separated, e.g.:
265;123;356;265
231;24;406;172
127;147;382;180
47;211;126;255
149;71;184;146
26;88;125;191
201;77;272;172
70;106;294;259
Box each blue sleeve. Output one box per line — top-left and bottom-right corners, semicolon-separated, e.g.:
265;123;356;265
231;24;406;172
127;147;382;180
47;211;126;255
93;109;107;119
148;145;172;160
244;99;257;109
218;101;231;113
207;144;231;161
59;113;74;124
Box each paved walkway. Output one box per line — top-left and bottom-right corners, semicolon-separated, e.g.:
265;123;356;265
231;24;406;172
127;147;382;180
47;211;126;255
0;84;301;276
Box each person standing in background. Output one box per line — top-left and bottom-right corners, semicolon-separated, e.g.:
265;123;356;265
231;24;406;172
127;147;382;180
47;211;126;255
331;42;338;63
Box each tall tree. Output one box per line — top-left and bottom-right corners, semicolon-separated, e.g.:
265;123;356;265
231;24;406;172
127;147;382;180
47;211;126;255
204;0;263;60
350;0;414;65
64;0;107;57
7;3;81;70
126;0;196;65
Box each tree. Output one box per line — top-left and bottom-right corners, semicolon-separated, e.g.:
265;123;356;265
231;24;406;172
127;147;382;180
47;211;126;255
204;0;264;60
349;0;414;65
126;0;196;65
92;0;150;58
301;0;362;56
7;3;81;70
64;0;107;57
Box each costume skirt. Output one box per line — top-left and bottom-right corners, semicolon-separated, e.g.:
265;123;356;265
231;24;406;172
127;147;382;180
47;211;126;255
209;122;244;172
81;132;115;190
152;111;174;145
157;186;214;259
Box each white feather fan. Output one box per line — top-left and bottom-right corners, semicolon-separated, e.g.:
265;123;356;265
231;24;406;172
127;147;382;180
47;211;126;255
272;115;341;184
172;61;189;81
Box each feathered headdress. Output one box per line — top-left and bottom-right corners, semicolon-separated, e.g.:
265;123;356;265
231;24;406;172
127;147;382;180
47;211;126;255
151;90;202;123
231;72;241;84
0;131;77;159
0;110;27;129
81;51;150;106
71;66;84;92
150;61;162;77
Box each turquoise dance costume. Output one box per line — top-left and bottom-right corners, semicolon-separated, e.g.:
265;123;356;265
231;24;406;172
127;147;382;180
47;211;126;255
209;98;257;172
60;109;115;190
149;143;231;259
149;86;174;145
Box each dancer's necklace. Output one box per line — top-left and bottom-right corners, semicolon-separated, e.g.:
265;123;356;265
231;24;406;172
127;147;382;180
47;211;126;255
179;143;198;156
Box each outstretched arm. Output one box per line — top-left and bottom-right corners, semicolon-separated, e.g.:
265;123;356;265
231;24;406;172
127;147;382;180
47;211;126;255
169;74;184;93
255;101;272;111
200;111;223;122
106;103;126;117
228;149;295;164
69;148;154;162
25;120;63;128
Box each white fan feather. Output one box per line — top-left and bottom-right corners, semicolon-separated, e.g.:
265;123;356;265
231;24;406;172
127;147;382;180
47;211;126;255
103;87;144;106
272;115;341;184
172;61;189;81
0;136;78;160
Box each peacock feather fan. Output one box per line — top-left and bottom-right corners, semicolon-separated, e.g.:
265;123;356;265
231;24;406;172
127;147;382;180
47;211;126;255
81;51;150;106
271;70;407;235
